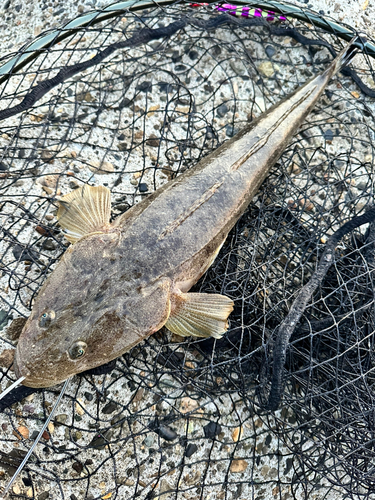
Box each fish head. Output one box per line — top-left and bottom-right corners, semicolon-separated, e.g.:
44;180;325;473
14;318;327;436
13;234;172;388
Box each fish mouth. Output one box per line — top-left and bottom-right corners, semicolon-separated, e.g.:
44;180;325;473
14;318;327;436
13;347;73;388
14;360;63;389
13;348;30;383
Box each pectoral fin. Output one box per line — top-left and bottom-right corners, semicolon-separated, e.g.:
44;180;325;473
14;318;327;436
57;185;111;243
165;292;234;339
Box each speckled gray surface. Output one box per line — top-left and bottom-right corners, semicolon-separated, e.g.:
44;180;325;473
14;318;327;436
0;0;374;52
0;1;374;500
0;0;374;47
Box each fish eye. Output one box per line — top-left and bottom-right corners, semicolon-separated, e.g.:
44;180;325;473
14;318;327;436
68;341;87;360
38;310;55;328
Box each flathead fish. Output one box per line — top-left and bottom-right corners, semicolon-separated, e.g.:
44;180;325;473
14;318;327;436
12;39;360;388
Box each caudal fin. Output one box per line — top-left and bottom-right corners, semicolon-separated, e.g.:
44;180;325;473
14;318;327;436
331;35;366;76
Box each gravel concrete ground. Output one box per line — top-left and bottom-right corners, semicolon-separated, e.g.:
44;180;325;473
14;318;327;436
0;1;374;500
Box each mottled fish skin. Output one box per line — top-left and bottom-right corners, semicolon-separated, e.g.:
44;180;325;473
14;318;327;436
13;41;358;388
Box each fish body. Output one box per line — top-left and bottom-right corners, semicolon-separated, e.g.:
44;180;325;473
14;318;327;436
13;40;359;388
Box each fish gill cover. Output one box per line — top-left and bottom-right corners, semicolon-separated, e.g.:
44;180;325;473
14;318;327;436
0;1;375;498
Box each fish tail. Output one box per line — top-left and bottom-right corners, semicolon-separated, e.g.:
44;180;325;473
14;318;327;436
330;35;366;76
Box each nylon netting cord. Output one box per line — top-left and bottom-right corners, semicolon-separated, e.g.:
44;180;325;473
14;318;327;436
0;2;375;499
0;13;374;124
267;206;375;410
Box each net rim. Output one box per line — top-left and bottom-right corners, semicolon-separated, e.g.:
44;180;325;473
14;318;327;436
0;0;374;86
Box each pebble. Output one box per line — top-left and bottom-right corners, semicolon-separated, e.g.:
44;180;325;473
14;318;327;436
38;493;49;500
183;470;201;485
229;459;248;473
226;125;237;138
115;203;130;213
232;426;243;442
75;399;85;416
153;424;178;441
188;50;198;60
258;61;277;77
102;401;118;414
73;431;82;441
324;129;334;142
174;64;187;73
84;392;94;401
88;160;115;174
68;180;80;190
0;161;8;170
89;432;109;450
216;103;229;118
35;225;49;236
138;183;148;192
31;430;39;440
146;134;159;147
12;485;21;495
147;104;160;117
40;150;55;163
72;462;83;474
298;198;314;211
15;425;29;440
12;244;35;261
265;45;276;57
38;174;59;189
76;91;94;102
119;97;132;108
288;163;301;174
0;310;9;330
42;430;50;440
133;388;144;402
229;59;247;76
117;142;128;151
143;435;154;447
180;397;199;414
203;421;222;439
136;81;152;92
42;239;57;251
55;414;68;425
159;479;173;495
21;478;30;488
54;7;65;16
170;333;185;343
42;186;54;195
184;443;198;457
171;51;181;62
356;180;368;190
22;404;34;414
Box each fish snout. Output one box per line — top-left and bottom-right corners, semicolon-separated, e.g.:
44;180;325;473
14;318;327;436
13;348;30;383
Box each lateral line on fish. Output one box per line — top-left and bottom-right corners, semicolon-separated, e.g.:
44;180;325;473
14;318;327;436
230;86;317;172
158;180;224;240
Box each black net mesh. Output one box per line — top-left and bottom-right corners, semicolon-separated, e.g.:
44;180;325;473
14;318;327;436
1;1;375;499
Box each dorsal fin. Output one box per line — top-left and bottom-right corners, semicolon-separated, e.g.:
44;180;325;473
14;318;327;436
57;185;111;244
